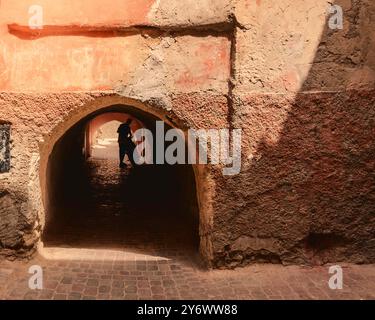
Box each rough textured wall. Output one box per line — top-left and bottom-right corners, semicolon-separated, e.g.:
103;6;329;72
211;0;375;267
0;0;232;263
0;0;374;268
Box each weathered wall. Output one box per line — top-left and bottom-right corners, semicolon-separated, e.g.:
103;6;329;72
0;0;374;267
211;0;375;267
0;0;232;263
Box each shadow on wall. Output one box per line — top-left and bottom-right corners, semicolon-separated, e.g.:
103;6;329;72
215;0;375;267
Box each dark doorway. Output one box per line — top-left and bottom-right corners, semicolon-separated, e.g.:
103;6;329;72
43;105;200;262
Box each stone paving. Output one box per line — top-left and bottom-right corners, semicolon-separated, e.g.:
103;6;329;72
0;249;374;300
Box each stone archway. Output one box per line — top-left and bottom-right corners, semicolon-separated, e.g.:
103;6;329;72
34;95;213;264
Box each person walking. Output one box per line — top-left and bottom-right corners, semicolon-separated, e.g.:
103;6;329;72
117;119;136;168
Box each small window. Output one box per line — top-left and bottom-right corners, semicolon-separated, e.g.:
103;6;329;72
0;121;11;173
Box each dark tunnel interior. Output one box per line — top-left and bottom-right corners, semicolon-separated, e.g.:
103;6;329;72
43;105;200;260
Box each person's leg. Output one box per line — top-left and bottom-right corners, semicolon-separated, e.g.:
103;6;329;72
126;148;137;167
119;143;126;167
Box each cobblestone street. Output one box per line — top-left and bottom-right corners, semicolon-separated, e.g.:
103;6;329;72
0;0;375;305
0;251;374;300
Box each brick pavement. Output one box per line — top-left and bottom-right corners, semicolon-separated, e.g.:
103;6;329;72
0;248;374;300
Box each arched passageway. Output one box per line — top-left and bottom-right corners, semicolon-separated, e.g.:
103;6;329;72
43;104;200;261
85;112;145;160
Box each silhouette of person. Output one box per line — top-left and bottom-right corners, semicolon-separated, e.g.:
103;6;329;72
117;119;136;168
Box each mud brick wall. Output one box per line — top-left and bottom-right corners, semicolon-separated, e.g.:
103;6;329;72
0;0;374;267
